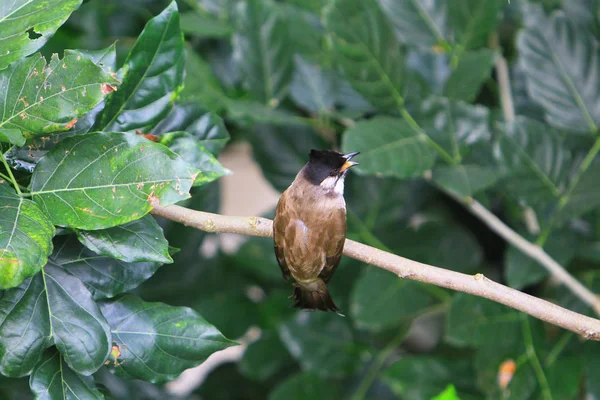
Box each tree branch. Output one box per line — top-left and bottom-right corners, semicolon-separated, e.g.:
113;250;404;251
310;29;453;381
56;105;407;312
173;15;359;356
150;202;600;341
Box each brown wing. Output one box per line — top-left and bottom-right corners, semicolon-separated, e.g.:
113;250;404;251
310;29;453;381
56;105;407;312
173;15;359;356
318;208;346;283
273;194;291;281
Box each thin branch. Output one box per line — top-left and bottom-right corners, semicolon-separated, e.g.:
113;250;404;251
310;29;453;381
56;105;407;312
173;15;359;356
150;202;600;341
492;33;515;122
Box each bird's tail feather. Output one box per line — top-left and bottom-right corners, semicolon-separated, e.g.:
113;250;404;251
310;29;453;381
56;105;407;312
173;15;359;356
291;280;343;315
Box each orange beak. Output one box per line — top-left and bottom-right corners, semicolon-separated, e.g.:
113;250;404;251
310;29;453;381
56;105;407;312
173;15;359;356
339;152;360;172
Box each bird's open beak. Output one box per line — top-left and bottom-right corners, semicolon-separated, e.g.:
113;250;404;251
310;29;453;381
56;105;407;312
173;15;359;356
340;151;360;172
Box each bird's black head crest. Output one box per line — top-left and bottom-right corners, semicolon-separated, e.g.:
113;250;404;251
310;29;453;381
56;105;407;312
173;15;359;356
303;149;356;185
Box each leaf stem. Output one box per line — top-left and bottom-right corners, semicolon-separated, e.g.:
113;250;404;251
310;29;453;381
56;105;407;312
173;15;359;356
1;153;22;195
544;332;571;367
521;316;553;400
537;136;600;246
351;330;406;400
399;108;457;165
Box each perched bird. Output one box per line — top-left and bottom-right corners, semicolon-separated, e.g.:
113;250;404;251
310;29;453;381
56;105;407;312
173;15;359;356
273;149;359;313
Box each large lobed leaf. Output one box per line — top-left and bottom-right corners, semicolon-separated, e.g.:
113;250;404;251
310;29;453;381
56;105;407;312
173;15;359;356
234;0;293;104
30;349;104;400
518;10;600;133
0;51;118;140
0;266;111;377
30;132;199;230
93;1;184;133
99;294;236;383
0;182;55;289
325;0;405;111
342;116;437;179
0;0;83;70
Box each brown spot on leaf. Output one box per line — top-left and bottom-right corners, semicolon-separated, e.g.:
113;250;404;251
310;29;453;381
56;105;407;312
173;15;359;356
497;359;516;389
137;182;144;190
20;113;27;120
101;83;117;94
61;85;66;92
65;118;78;129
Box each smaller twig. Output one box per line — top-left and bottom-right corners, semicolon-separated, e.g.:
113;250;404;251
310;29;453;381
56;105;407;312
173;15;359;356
491;33;515;122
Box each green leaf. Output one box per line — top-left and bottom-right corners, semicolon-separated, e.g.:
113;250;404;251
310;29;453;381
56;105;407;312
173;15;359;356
239;331;295;382
585;341;600;398
383;357;474;400
93;1;184;133
505;230;579;289
76;43;118;74
0;182;55;289
431;385;462;400
419;96;491;160
432;164;500;199
180;11;233;37
350;267;434;331
0;129;25;146
289;55;338;114
0;0;83;70
325;0;405;111
443;50;496;102
99;293;235;383
152;103;231;155
30;132;198;230
494;117;568;208
377;0;449;48
226;99;308;126
76;215;171;264
278;312;364;377
159;132;230;186
50;235;163;300
518;11;600;133
30;349;104;400
248;123;328;192
179;47;226;112
0;267;111;377
448;0;505;51
234;0;293;103
268;371;340;400
0;51;118;139
342;116;437;179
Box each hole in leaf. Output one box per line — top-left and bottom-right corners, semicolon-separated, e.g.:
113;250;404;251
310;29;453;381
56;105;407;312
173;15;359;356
27;28;42;40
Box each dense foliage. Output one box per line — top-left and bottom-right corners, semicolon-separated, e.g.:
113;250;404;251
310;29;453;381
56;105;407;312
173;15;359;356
1;0;600;398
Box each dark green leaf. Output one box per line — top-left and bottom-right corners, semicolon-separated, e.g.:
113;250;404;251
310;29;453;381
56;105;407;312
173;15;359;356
180;11;233;37
0;0;83;70
289;55;338;114
383;357;474;400
546;355;583;400
342;116;437;179
558;160;600;222
76;215;171;264
0;51;118;139
239;331;295;382
234;0;293;103
194;362;270;400
152;103;231;155
494;117;568;208
585;341;600;398
51;235;163;300
229;236;284;283
93;1;184;132
443;50;496;102
30;132;198;230
30;349;104;400
248;123;328;192
268;371;340;400
518;11;600;133
0;182;55;289
278;4;324;63
99;293;235;383
378;0;449;48
179;47;226;112
159;131;230;186
419;96;490;160
325;0;405;111
0;129;25;146
279;312;365;377
449;0;505;51
350;267;434;331
505;230;579;289
0;267;111;377
226;100;308;126
432;164;500;199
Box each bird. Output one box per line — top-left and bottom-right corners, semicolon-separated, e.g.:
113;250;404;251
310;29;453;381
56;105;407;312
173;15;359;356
273;149;360;314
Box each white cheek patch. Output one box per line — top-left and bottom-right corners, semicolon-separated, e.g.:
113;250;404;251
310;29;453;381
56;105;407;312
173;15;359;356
320;176;337;190
334;178;345;195
319;176;345;195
